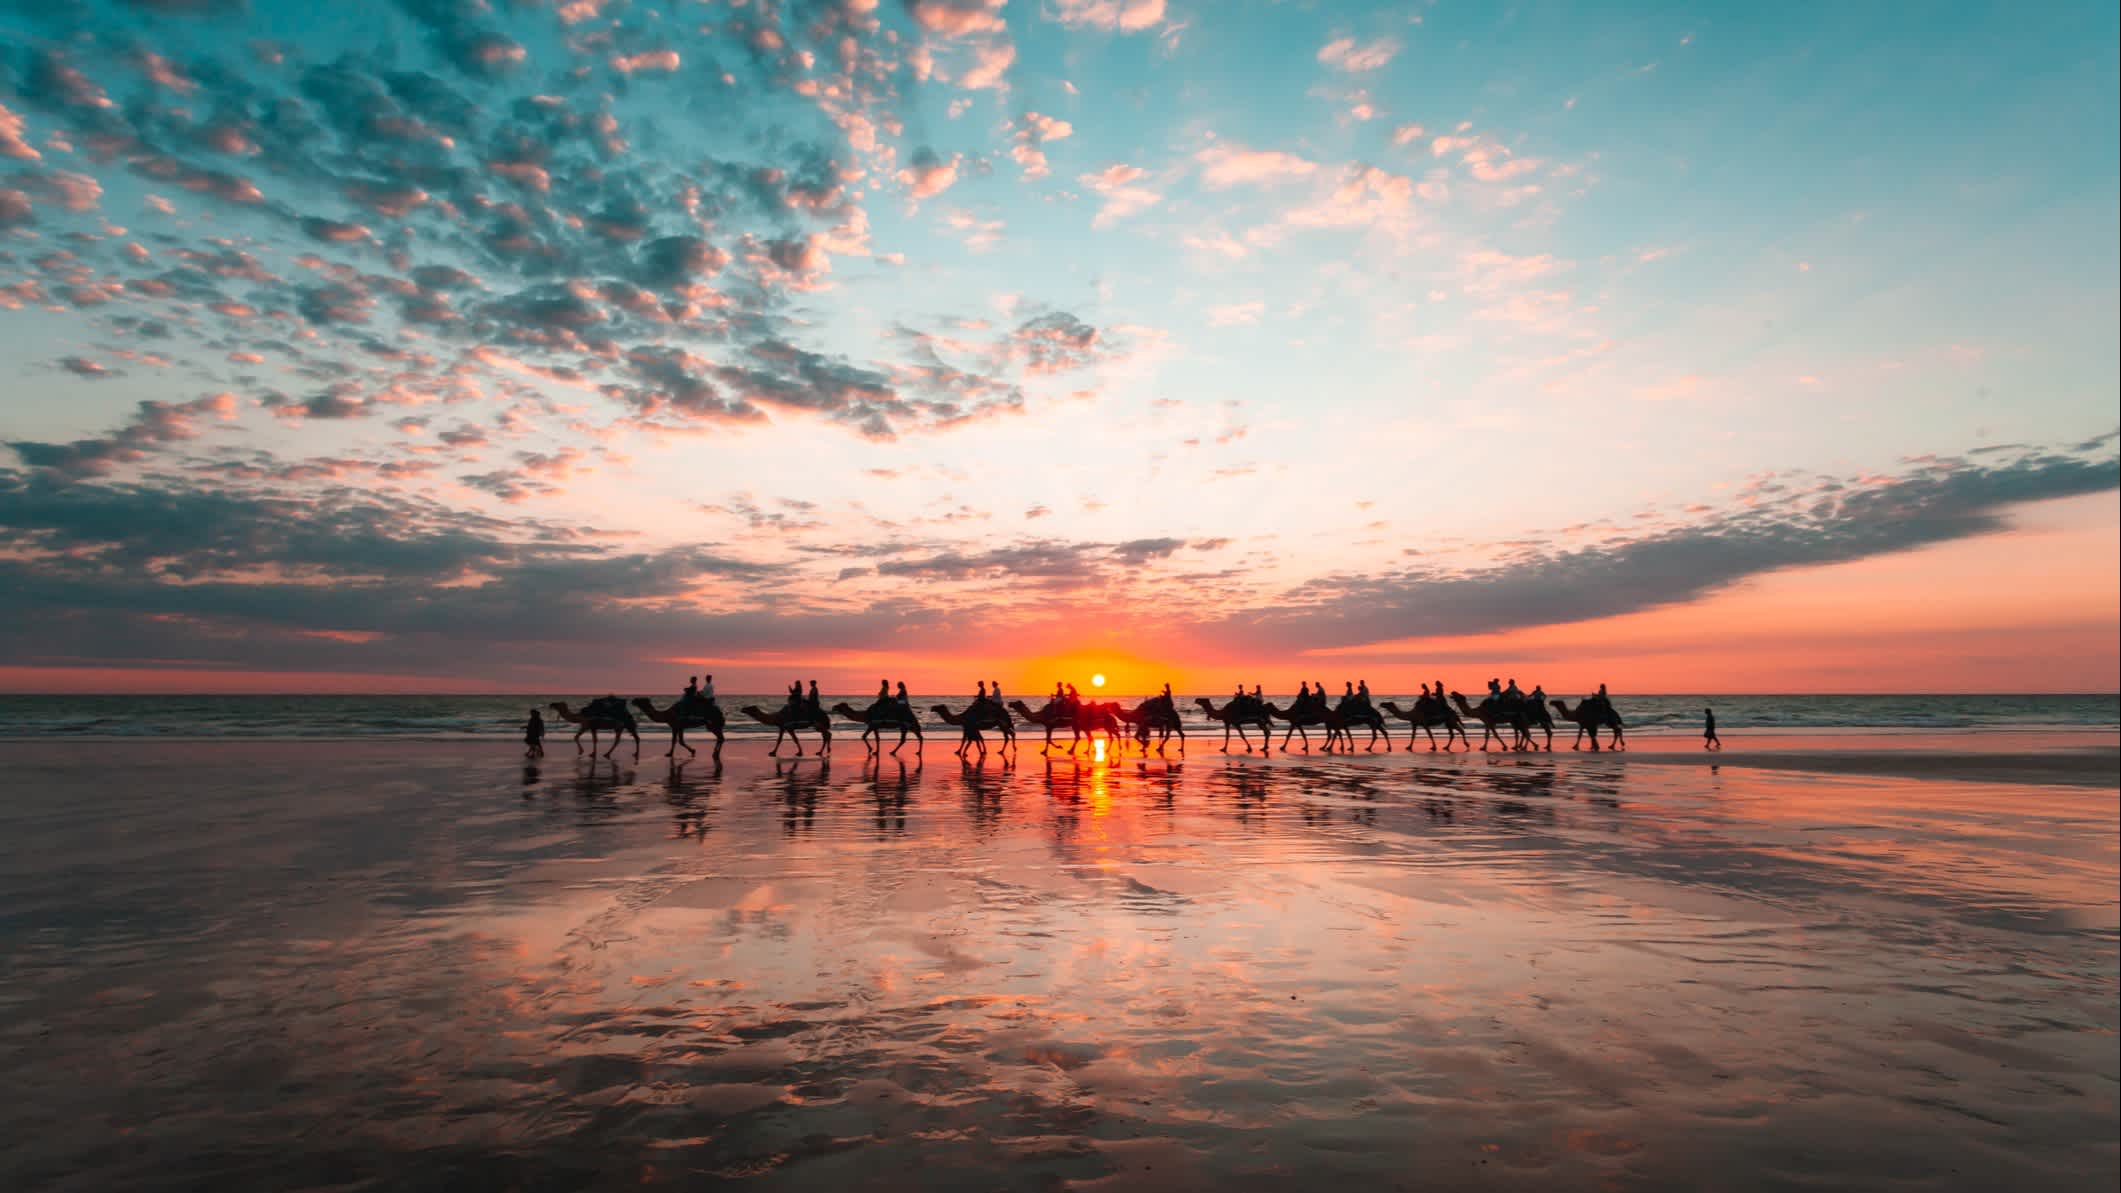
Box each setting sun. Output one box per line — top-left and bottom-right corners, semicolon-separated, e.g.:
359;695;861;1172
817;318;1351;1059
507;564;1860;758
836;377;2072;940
1091;674;1106;688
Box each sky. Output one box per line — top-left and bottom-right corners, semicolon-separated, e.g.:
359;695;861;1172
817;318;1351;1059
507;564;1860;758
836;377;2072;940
0;0;2115;695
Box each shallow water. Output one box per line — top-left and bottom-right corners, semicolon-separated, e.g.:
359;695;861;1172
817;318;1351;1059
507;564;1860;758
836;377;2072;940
0;742;2114;1191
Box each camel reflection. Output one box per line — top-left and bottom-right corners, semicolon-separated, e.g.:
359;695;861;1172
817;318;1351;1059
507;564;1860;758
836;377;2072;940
765;757;831;835
868;754;916;834
959;751;1009;835
566;754;635;820
1215;760;1271;826
664;756;723;840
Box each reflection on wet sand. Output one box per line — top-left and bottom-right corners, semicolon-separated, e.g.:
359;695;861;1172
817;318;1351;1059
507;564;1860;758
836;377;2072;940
0;740;2114;1192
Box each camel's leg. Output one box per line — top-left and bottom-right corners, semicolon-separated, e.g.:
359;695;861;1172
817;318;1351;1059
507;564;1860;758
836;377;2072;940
769;727;786;756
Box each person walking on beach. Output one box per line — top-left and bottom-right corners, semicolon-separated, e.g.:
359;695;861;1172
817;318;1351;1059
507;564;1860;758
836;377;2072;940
524;708;545;758
1704;707;1721;751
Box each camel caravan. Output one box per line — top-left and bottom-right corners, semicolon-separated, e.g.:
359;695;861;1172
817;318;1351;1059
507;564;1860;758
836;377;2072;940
542;675;1626;761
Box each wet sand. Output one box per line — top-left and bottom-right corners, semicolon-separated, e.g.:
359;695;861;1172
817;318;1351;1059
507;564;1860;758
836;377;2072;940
0;736;2114;1191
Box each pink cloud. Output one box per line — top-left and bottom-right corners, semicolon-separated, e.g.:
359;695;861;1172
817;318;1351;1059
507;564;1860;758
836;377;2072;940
1050;0;1166;32
135;50;195;94
611;49;681;73
906;0;1006;36
1079;163;1161;226
959;40;1015;90
1011;111;1073;178
897;150;962;199
1317;36;1399;72
1197;144;1317;188
0;103;39;161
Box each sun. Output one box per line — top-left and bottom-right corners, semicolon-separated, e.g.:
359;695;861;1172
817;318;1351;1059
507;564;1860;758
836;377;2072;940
1091;673;1106;688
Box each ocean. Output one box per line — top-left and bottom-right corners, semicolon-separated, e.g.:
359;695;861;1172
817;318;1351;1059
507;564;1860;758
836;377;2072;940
0;692;2111;741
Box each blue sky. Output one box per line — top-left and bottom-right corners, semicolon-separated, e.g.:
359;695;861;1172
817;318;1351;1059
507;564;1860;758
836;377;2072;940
0;0;2114;690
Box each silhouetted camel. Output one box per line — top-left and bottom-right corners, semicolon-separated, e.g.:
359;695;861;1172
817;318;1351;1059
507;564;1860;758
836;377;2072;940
1007;699;1122;754
1551;699;1626;751
1523;697;1555;751
631;696;725;759
741;703;832;757
1193;696;1272;752
1269;699;1388;751
548;700;640;757
931;702;1015;757
1380;697;1470;751
1118;697;1185;753
1449;692;1532;752
830;700;924;754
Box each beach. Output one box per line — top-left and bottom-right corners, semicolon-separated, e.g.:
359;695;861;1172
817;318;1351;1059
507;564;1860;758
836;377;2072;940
1;734;2114;1191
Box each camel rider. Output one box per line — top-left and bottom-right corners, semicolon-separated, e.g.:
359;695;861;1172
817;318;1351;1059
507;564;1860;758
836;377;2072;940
1160;683;1175;715
684;676;699;701
1530;684;1546;709
1066;683;1082;710
1503;678;1523;707
896;681;911;711
1434;679;1447;707
787;680;803;712
1297;680;1311;710
1486;678;1503;706
977;680;989;705
1358;679;1371;707
878;679;891;705
806;680;821;712
699;674;716;705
